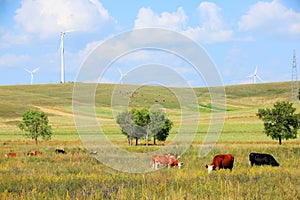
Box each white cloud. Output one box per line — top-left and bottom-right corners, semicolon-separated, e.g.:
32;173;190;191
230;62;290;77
14;0;115;38
134;3;238;44
238;0;300;37
79;40;103;61
183;2;234;43
197;2;226;31
0;32;32;48
182;27;233;44
134;7;187;31
0;53;29;68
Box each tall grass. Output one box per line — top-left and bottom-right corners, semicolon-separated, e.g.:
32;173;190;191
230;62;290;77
0;141;299;199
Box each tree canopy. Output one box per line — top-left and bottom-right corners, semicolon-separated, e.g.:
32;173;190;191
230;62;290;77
18;110;52;145
256;101;300;145
116;108;173;146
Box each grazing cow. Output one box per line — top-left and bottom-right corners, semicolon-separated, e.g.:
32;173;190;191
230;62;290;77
55;149;67;154
164;153;180;159
152;154;183;169
5;152;17;157
249;152;279;167
90;151;98;155
27;151;42;156
205;154;234;173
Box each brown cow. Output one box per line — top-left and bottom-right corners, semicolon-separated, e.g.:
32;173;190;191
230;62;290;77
27;151;42;156
152;154;183;169
205;154;234;173
5;152;17;157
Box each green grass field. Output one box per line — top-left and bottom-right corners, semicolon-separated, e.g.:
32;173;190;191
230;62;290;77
0;82;299;199
1;141;299;199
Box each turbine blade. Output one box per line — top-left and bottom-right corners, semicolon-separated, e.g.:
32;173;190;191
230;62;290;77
64;29;79;33
32;67;39;73
117;68;123;76
24;68;31;73
60;33;64;47
254;65;258;75
256;74;263;82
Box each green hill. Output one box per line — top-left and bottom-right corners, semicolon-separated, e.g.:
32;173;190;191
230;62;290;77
0;81;292;117
0;81;296;141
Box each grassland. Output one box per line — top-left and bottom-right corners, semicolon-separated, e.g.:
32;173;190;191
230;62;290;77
1;141;299;199
0;82;299;199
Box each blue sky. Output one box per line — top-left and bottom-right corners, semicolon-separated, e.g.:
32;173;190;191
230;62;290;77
0;0;299;87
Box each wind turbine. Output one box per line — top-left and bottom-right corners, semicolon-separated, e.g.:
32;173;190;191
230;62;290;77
117;68;128;84
247;65;263;84
24;67;39;85
60;29;77;83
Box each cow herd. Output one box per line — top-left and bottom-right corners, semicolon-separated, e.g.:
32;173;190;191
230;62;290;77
4;149;67;157
152;152;280;173
5;149;280;173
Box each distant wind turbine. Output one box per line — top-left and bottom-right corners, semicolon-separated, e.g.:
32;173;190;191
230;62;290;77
247;65;263;84
60;29;77;83
117;68;128;84
24;67;39;85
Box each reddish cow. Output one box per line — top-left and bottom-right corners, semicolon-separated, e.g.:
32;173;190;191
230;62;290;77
5;152;17;157
205;154;234;173
27;151;42;156
152;154;183;169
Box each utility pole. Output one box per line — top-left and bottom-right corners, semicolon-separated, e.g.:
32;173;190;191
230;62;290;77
291;50;298;103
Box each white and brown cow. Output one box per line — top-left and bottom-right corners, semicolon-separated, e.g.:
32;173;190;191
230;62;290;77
152;154;183;169
27;151;42;156
164;153;180;159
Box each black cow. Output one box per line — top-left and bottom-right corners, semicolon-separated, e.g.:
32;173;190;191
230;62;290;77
55;149;67;154
249;152;279;167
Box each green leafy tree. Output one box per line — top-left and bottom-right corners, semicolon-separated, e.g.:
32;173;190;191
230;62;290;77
116;110;143;146
17;110;52;145
133;108;151;146
256;101;300;145
116;108;172;146
149;110;172;145
154;118;173;144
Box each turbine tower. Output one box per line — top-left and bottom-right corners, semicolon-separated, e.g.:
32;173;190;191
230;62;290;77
60;30;77;83
248;65;263;84
24;67;39;85
290;50;298;103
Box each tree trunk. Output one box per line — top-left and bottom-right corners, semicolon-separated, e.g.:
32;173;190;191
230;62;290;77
279;136;282;145
135;137;138;146
146;134;149;146
153;135;156;145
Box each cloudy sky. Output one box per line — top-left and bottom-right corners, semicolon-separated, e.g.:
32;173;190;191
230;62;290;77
0;0;299;87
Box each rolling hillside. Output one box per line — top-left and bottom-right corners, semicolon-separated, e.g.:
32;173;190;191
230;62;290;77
0;81;293;116
0;81;296;141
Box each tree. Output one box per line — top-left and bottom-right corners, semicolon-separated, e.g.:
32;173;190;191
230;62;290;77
256;101;300;145
132;108;151;146
17;110;52;145
116;108;173;146
149;110;173;145
154;118;173;144
116;110;143;146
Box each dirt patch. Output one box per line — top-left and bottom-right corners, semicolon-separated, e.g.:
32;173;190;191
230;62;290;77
35;106;74;118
